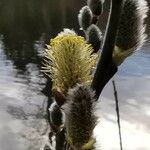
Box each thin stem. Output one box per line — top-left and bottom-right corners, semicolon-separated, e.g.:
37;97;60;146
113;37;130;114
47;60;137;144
112;80;123;150
55;129;66;150
91;15;99;24
91;0;124;99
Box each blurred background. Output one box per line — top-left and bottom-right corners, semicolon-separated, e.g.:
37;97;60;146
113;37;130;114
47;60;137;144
0;0;149;149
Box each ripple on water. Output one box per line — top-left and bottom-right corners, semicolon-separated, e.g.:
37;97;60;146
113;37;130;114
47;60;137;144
0;41;48;150
0;35;150;149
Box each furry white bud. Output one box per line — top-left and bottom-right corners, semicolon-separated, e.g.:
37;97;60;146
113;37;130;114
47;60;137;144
62;84;97;149
86;24;102;52
116;0;148;50
49;101;64;130
78;6;93;31
87;0;103;16
114;0;149;66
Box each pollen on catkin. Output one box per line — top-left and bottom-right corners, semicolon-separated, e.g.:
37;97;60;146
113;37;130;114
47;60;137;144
43;29;97;95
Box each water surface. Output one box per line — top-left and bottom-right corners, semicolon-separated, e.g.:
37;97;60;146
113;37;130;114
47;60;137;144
0;0;150;149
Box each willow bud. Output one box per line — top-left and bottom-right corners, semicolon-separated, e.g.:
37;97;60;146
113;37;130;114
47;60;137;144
114;0;148;66
78;6;93;31
62;84;97;150
86;24;102;53
49;101;64;130
87;0;103;16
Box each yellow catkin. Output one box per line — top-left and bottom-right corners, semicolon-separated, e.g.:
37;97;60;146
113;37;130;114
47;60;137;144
43;29;97;94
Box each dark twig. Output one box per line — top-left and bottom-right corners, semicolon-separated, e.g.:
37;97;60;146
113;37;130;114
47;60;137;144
91;0;124;99
91;15;99;24
55;129;66;150
112;80;123;150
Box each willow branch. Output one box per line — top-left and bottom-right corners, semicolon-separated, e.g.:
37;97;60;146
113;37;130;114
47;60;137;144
91;0;124;99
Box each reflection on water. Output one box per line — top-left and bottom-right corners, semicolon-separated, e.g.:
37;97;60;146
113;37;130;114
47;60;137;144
0;0;83;71
0;41;47;149
0;0;83;149
0;0;149;150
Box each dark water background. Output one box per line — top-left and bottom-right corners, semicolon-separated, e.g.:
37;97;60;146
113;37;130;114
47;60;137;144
0;0;150;149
